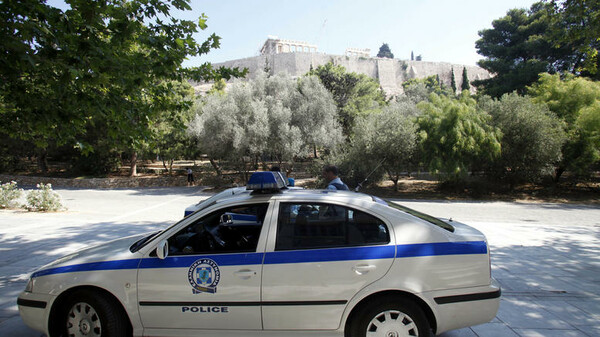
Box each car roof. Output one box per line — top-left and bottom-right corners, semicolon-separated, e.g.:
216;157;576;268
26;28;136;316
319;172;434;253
211;188;379;207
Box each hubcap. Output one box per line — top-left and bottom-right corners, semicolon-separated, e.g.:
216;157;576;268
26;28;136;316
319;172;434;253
366;310;419;337
67;302;102;337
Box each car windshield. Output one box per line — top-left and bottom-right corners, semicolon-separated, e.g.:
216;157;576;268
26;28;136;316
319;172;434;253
385;200;454;232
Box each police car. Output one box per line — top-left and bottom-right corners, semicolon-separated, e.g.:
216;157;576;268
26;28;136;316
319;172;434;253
18;171;500;337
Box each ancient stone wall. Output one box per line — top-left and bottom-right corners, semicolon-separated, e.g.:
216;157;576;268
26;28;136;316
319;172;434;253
203;53;492;97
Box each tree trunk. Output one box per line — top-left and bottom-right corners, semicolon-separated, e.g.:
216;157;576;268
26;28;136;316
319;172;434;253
554;166;565;183
36;149;49;173
208;157;223;177
129;151;137;177
313;145;318;159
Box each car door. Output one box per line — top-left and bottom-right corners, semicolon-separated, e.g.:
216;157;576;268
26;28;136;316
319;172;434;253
137;201;271;331
261;201;396;330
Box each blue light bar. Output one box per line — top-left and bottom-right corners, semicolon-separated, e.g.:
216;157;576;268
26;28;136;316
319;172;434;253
247;172;286;191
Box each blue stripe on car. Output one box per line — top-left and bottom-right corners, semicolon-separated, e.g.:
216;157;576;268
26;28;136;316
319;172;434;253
31;241;486;277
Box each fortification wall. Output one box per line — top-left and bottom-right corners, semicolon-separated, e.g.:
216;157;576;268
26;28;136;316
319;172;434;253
204;53;492;97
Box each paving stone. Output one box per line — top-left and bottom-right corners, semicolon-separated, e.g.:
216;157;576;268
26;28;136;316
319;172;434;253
574;325;600;337
438;327;478;337
534;300;598;326
471;322;520;337
496;298;573;329
567;299;600;319
514;328;590;337
0;316;43;337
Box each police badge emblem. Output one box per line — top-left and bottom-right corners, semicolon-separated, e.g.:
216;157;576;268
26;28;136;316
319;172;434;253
188;259;220;294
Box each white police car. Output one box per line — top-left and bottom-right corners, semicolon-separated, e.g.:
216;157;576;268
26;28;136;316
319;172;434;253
18;171;500;337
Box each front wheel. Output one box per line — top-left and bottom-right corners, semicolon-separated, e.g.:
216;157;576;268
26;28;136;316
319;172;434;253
62;290;128;337
350;298;431;337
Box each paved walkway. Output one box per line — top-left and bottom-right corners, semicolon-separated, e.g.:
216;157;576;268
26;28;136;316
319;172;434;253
0;188;598;337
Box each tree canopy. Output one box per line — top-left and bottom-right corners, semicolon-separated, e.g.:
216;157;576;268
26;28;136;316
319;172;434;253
309;62;387;138
529;73;600;178
377;43;394;59
0;0;245;172
417;93;502;182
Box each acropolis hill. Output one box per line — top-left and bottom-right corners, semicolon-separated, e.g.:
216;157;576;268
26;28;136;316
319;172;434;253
196;37;492;97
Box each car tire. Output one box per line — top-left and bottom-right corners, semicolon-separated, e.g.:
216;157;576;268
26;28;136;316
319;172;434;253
61;290;128;337
349;297;431;337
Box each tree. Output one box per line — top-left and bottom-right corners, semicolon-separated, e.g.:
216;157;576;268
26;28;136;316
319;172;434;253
0;0;245;174
309;62;386;138
411;51;415;61
450;68;457;94
151;81;199;174
189;72;343;181
417;93;501;182
482;93;566;182
377;43;394;59
550;0;600;79
529;73;600;179
294;76;345;158
474;2;572;97
351;102;420;190
461;67;471;91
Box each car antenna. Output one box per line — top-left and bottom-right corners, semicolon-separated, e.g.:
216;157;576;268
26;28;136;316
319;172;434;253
354;157;386;192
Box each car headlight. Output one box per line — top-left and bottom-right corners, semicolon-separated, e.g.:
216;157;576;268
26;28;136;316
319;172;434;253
25;278;34;293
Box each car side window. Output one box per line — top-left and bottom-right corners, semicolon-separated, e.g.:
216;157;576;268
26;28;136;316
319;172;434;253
168;203;269;255
275;203;389;251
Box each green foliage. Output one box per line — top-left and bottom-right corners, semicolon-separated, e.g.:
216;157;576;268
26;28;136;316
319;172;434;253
474;2;572;97
377;43;394;59
417;93;502;182
151;81;198;173
529;73;600;177
483;93;566;182
0;0;245;172
308;62;387;137
351;102;420;190
402;75;452;102
461;68;470;91
550;0;600;79
207;79;227;96
189;72;343;181
450;68;457;94
26;183;63;212
0;181;23;209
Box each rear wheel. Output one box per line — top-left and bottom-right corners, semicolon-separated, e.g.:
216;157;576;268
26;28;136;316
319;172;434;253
350;298;431;337
62;290;127;337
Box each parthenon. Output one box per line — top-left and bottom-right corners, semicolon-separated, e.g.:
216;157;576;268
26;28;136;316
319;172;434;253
345;48;371;58
260;36;318;55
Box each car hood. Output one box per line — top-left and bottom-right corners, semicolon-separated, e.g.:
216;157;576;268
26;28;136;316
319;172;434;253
32;233;149;278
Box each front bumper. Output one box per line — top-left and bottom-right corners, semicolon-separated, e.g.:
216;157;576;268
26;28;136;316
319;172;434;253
17;291;56;335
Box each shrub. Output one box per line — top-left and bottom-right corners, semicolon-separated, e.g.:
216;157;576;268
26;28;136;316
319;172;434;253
26;183;64;212
0;181;23;209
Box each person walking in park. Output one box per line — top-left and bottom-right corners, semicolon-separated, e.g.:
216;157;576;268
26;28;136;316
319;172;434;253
187;167;195;186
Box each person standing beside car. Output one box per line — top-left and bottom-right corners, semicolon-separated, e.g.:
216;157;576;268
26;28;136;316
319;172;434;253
323;165;349;190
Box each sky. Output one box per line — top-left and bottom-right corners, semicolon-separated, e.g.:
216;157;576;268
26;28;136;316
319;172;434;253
47;0;540;67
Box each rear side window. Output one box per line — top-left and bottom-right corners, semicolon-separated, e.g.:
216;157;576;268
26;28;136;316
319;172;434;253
276;203;389;251
386;200;454;232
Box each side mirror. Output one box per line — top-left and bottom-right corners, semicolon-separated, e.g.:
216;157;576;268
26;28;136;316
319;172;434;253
220;213;233;225
156;240;169;260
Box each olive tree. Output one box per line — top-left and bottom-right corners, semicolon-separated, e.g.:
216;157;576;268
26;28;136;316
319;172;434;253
483;93;566;182
351;101;420;190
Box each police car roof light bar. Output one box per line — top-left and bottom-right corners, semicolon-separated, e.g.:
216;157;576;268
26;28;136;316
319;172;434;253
246;172;287;193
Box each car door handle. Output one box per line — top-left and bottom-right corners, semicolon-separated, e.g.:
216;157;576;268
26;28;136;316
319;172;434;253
234;269;257;279
353;264;377;275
